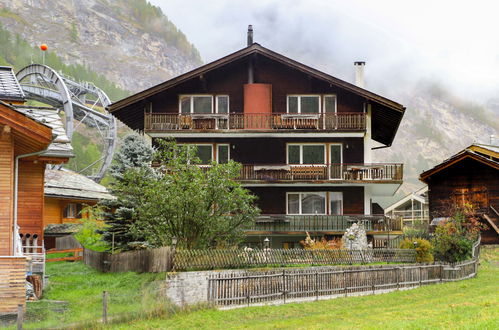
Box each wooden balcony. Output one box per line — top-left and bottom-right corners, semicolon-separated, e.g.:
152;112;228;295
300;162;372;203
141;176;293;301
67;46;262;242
144;112;366;132
238;163;403;183
246;214;402;234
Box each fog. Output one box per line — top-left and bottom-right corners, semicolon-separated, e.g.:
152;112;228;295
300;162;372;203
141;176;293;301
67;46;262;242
151;0;499;103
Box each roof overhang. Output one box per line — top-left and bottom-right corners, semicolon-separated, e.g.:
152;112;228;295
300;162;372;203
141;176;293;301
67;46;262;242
108;43;405;146
420;150;499;183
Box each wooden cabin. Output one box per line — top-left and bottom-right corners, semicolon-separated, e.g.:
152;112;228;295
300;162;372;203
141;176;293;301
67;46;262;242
43;168;114;249
0;66;72;314
420;144;499;244
108;30;406;248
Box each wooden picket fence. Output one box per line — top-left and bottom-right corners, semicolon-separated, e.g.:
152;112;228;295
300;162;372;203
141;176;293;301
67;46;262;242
173;249;416;271
207;258;479;307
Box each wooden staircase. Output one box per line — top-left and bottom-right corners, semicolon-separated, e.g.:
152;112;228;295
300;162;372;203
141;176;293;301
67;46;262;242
482;205;499;243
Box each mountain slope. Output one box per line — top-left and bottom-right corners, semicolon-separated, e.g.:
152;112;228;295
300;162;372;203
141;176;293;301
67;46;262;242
0;0;202;92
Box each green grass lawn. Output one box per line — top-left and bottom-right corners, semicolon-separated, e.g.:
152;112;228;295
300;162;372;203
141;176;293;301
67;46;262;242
23;261;166;328
110;246;499;330
21;247;498;329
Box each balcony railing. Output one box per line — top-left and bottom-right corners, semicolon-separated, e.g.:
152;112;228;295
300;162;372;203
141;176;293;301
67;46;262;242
144;112;366;132
246;214;402;233
238;163;403;182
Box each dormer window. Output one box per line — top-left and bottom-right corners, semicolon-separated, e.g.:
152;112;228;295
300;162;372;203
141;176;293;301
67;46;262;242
179;95;229;114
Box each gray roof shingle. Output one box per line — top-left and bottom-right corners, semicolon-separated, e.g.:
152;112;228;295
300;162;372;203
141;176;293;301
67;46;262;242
45;168;114;201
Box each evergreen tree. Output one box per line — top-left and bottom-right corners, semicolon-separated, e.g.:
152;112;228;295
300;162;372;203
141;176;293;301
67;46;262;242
101;133;153;251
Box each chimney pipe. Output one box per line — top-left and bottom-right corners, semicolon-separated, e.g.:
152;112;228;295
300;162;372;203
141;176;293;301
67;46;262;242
247;25;253;46
354;61;365;88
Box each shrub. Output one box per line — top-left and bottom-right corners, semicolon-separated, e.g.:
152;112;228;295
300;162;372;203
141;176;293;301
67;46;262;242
400;238;434;263
74;205;109;252
300;232;342;250
431;205;485;263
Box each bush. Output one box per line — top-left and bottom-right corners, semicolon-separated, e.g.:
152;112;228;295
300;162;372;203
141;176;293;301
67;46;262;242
300;232;342;250
74;205;109;252
432;221;473;262
400;238;434;263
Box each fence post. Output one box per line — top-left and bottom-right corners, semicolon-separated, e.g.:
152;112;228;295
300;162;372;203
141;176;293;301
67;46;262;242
282;270;286;304
17;304;23;330
315;272;319;301
419;266;422;286
102;291;108;324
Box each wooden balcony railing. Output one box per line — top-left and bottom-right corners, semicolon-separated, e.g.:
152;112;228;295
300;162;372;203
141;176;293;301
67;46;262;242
246;214;402;233
238;163;403;182
144;112;366;132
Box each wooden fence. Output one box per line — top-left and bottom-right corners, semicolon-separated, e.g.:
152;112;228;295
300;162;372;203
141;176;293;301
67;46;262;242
46;248;83;262
55;235;82;250
83;247;173;273
207;258;479;307
0;257;26;315
173;249;416;271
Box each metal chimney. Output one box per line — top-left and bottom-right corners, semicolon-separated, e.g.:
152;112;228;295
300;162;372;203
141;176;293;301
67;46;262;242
247;25;253;46
354;61;365;88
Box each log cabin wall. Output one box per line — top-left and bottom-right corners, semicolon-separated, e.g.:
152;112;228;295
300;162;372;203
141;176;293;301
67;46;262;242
248;186;364;215
43;197;97;227
166;137;364;164
0;129;14;255
17;160;45;240
427;158;499;217
148;55;366;115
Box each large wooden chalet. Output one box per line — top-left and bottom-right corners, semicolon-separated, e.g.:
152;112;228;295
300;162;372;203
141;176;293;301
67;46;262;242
109;32;406;248
420;144;499;244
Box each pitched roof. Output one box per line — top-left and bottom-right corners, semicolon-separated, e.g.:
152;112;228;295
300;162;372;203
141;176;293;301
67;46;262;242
108;43;405;146
14;106;74;158
45;168;114;201
420;143;499;182
0;66;25;102
384;186;428;213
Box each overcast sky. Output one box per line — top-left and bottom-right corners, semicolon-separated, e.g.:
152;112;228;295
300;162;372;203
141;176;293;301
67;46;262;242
151;0;499;101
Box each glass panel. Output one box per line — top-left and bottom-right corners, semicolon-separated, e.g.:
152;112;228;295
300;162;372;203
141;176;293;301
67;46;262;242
288;193;300;214
330;145;342;164
301;193;326;214
193;96;212;113
196;145;212;164
216;96;229;113
288;145;301;164
324;95;336;113
329;192;343;215
180;96;191;113
302;145;325;164
288;96;298;113
301;96;320;113
217;145;229;164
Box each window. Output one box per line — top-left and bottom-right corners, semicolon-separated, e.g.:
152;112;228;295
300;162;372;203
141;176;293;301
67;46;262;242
324;95;337;113
287;95;321;113
329;192;343;215
287;192;326;215
181;144;230;164
63;203;82;219
216;95;229;113
195;145;213;164
179;95;229;114
287;144;325;164
217;144;230;164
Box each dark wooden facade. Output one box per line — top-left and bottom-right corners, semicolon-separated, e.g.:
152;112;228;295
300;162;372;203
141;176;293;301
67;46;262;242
420;145;499;244
109;43;405;248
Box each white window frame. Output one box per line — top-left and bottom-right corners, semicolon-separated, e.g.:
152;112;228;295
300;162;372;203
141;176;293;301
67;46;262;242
329;191;344;215
179;95;214;114
286;95;322;114
286;143;327;165
329;143;343;164
286;192;327;215
215;95;230;114
323;94;337;113
216;144;230;163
